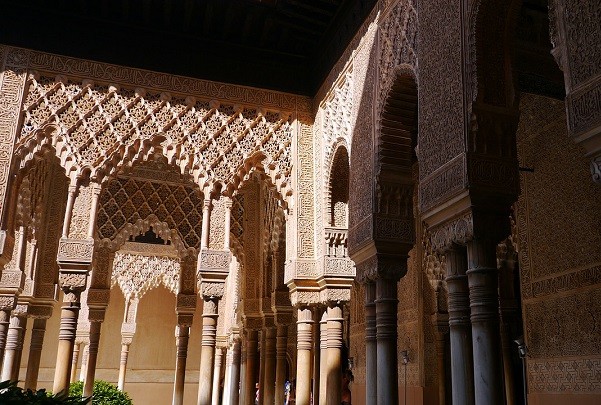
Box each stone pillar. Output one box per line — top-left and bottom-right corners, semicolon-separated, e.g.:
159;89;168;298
239;342;247;405
375;277;398;405
1;314;27;381
173;323;191;405
70;342;82;383
364;282;377;405
223;338;241;405
262;327;276;405
258;331;265;405
53;275;87;394
117;341;131;391
445;247;475;405
79;344;88;382
211;347;225;405
83;321;101;397
466;239;503;405
296;307;313;405
312;310;321;405
201;200;211;250
432;315;449;405
319;311;328;405
275;325;288;405
500;321;516;405
24;318;48;390
198;297;219;405
326;304;343;405
244;330;258;405
0;308;11;371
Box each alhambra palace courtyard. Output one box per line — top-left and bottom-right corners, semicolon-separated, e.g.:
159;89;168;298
0;0;599;404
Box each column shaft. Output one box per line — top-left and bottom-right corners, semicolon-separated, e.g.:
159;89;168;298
223;339;241;405
375;278;398;405
326;304;343;405
70;342;81;383
24;318;47;390
118;343;131;391
211;348;224;405
79;344;88;382
198;298;219;405
434;333;447;405
275;326;288;405
467;239;504;405
258;332;265;405
53;293;82;394
0;309;10;372
263;328;276;405
295;307;313;405
1;315;27;382
365;282;377;405
446;248;475;405
244;330;258;405
319;311;328;405
173;324;190;405
83;321;101;397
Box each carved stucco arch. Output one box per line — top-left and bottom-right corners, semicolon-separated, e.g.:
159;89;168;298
325;141;350;228
14;74;294;198
92;215;196;292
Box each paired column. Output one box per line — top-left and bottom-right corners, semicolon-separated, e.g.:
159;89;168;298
365;282;377;405
466;238;504;405
211;347;224;405
83;321;102;397
118;297;139;391
1;314;27;381
318;311;328;405
70;342;82;383
173;321;191;405
326;304;344;405
197;297;219;405
274;325;288;405
445;247;475;405
0;308;11;371
295;307;313;405
243;330;258;405
53;276;87;394
222;338;241;405
24;317;49;390
262;327;277;405
375;277;399;405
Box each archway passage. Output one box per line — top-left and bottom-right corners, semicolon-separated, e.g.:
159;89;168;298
379;76;418;171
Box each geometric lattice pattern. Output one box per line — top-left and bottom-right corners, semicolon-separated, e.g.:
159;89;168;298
97;175;203;249
18;75;293;191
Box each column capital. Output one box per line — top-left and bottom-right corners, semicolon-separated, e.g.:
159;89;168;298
355;253;407;283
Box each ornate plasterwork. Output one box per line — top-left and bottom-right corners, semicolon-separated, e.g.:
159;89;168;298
111;252;180;300
14;71;294;199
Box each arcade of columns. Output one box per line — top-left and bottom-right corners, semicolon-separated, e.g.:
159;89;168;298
1;0;601;404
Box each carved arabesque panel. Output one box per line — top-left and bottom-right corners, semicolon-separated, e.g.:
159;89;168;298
111;252;180;300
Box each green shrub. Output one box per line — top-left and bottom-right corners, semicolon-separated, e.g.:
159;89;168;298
69;381;132;405
0;380;90;404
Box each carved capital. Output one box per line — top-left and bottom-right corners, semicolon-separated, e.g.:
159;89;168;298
355;253;407;282
0;295;17;311
27;304;53;319
176;293;197;313
200;281;225;299
58;270;88;294
319;287;351;304
57;238;94;267
289;290;320;306
430;212;474;253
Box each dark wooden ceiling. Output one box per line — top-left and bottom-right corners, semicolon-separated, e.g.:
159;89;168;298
0;0;377;96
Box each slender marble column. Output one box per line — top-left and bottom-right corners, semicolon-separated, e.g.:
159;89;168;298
445;248;475;405
1;315;27;381
173;324;191;405
467;239;504;405
275;325;288;405
433;330;448;405
198;298;219;405
259;332;265;405
239;344;247;405
70;342;81;383
244;330;258;405
319;311;328;405
24;318;48;390
79;343;88;382
326;304;343;405
375;277;398;405
500;321;516;405
0;308;11;371
223;339;241;405
53;288;83;394
312;310;321;405
83;321;101;397
365;282;377;405
262;328;276;405
212;347;224;405
296;307;313;405
118;341;131;390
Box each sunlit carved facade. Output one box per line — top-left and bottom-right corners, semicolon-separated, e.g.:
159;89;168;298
0;0;600;404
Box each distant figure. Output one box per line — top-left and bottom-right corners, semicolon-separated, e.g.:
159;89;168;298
286;379;296;405
255;382;260;405
341;369;353;405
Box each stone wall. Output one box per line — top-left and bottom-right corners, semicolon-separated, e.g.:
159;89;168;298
516;93;601;404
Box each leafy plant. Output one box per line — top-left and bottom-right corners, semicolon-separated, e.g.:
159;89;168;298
0;380;90;404
69;381;132;405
